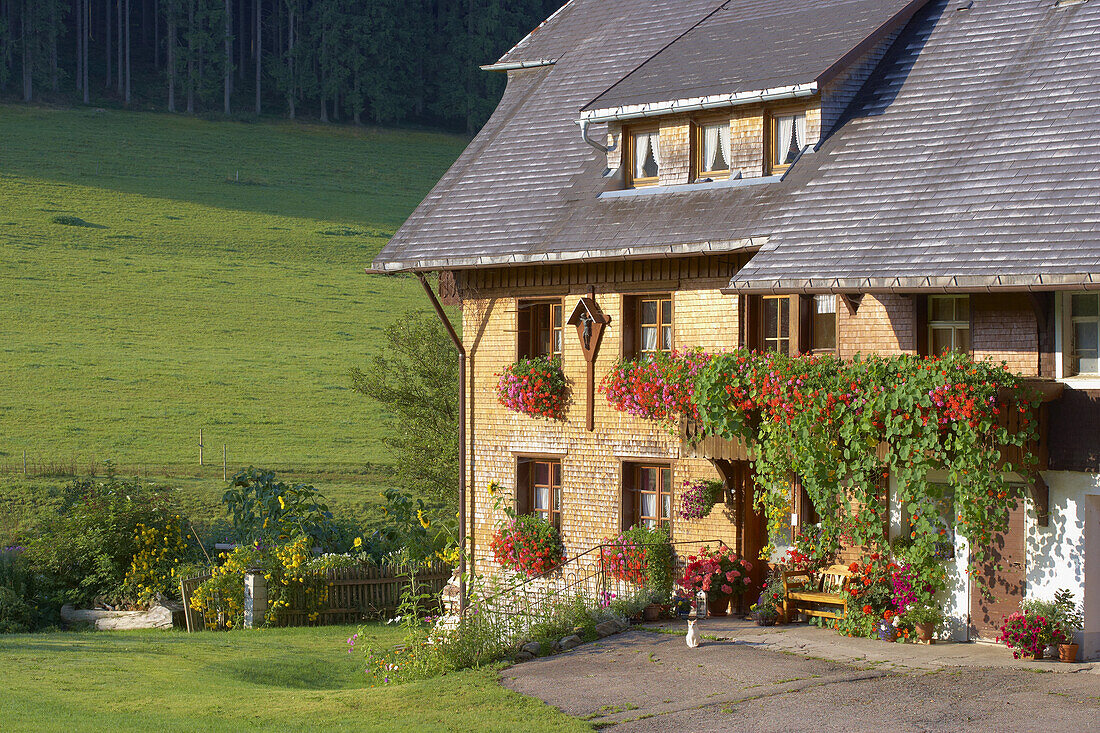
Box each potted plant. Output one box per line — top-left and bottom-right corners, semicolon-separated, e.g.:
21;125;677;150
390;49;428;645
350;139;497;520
1051;588;1083;663
905;604;943;644
678;545;752;617
750;570;784;626
998;608;1054;660
877;610;899;642
677;479;723;521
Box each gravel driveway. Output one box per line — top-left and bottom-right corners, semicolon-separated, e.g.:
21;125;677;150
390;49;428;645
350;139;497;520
501;627;1100;732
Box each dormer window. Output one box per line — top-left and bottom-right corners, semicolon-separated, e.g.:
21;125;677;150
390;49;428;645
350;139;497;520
627;127;660;187
695;120;731;179
768;109;807;173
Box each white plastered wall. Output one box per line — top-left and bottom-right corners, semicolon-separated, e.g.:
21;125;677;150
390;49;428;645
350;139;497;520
1026;470;1100;660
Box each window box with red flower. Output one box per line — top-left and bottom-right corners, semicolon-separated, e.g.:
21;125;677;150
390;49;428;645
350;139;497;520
497;356;568;420
490;513;564;577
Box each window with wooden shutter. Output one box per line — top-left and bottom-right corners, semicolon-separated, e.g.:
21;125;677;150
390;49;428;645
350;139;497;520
928;296;970;355
623;462;671;530
517;300;564;361
812;295;837;352
761;296;791;354
1070;293;1100;375
517;457;561;528
624;295;672;359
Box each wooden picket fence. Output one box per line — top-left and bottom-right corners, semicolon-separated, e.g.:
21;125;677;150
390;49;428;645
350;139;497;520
179;561;452;631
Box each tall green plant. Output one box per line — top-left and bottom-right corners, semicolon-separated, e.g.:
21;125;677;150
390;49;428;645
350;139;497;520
222;467;339;549
350;311;459;508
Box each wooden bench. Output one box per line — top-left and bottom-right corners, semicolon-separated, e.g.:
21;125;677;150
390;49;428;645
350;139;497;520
782;564;852;621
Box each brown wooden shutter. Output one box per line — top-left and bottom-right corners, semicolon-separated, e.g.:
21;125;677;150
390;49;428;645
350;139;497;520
516;459;532;516
796;295;813;354
621;464;636;531
877;472;890;546
621;295;637;358
517;303;532;359
913;295;929;356
790;476;801;542
742;295;761;350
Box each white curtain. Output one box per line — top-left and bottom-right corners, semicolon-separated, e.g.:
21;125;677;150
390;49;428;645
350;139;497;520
719;123;730;168
703;124;720;171
641;325;658;351
815;294;836;314
794;114;807;153
535;486;549;511
776;116;794;165
634;132;650;179
640;492;656;519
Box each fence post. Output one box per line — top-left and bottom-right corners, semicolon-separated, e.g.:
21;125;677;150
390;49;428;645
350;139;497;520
199;428;204;467
223;444;227;481
22;449;27;475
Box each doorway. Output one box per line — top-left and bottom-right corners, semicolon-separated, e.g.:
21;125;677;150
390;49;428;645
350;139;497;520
714;459;768;609
969;499;1027;641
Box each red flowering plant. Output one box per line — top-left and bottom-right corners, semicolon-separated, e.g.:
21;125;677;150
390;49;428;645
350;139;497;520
782;526;838;572
601;349;711;425
490;513;563;577
678;545;753;598
601;525;674;602
998;610;1062;659
836;553;899;638
497;356;568;420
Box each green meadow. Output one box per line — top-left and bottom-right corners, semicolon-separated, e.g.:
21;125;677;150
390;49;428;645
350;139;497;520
0;105;466;534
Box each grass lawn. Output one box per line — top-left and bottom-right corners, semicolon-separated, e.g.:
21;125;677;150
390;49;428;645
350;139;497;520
0;104;465;471
0;625;589;732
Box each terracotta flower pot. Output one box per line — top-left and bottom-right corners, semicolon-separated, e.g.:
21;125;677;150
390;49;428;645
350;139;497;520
707;592;731;617
1020;647;1043;661
915;622;935;643
1059;643;1079;663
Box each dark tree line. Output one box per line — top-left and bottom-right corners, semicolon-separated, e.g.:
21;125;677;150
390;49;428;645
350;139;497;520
0;0;564;131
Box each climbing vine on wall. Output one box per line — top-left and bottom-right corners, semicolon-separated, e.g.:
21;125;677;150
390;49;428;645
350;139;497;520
605;349;1040;573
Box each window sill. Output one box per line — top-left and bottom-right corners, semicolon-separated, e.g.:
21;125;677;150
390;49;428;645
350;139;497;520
1059;376;1100;390
601;174;782;199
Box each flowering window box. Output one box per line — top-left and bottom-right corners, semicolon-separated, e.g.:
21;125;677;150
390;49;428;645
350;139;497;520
497;357;568;420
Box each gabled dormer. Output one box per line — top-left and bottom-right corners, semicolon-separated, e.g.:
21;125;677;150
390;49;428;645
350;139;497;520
578;0;930;191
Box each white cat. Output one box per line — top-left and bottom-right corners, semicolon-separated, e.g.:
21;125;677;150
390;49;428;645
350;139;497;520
686;618;700;648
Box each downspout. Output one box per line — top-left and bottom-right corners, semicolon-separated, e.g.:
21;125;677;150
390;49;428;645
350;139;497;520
416;273;467;615
578;119;610;154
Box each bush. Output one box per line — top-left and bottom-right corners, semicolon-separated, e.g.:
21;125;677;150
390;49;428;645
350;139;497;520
0;586;33;633
24;478;198;608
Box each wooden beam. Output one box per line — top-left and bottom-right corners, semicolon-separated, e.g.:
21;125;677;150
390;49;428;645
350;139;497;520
839;293;863;315
1030;472;1050;527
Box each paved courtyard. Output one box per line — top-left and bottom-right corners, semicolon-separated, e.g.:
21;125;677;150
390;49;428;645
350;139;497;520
501;620;1100;731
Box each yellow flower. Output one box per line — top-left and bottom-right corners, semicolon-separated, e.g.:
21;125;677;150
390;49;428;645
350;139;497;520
278;496;286;510
353;537;363;548
417;510;430;529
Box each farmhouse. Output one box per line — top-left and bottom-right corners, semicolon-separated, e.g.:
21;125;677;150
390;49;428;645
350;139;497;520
371;0;1100;657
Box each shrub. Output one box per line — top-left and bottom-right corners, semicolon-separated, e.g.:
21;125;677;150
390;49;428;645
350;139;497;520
678;545;753;597
837;553;899;639
120;516;191;608
1050;588;1083;642
24;478;197;607
496;357;568;420
490;514;563;577
0;586;33;633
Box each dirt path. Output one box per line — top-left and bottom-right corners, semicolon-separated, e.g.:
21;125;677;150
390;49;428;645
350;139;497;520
501;628;1100;731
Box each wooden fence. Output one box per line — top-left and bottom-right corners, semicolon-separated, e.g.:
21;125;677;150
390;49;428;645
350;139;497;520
179;561;452;631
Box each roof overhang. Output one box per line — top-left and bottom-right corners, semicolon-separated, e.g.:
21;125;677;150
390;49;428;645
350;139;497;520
577;82;818;125
722;272;1100;295
369;236;764;274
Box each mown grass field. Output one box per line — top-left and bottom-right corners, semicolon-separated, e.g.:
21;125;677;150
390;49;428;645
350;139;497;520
0;625;589;732
0;105;466;534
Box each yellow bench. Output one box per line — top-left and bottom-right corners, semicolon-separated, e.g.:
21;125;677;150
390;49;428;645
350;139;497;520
782;564;852;621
